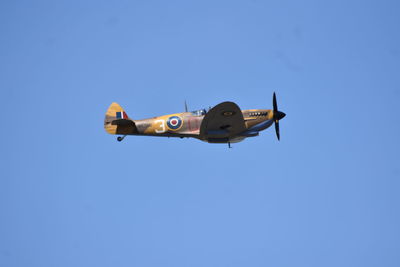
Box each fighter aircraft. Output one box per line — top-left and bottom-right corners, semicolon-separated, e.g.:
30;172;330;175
104;92;286;147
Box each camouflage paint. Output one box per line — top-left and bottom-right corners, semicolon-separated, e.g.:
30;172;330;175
104;102;277;143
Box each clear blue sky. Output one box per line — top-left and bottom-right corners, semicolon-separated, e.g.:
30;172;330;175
1;0;400;266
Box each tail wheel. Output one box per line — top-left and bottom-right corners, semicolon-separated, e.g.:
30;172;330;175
117;135;126;142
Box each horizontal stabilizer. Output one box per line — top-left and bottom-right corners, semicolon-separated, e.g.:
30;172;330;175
111;119;135;126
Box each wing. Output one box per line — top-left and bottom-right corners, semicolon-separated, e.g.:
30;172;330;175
200;101;246;138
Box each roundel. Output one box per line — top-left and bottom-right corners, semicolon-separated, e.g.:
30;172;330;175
167;116;183;130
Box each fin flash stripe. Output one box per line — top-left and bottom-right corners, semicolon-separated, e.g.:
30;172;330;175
116;111;128;119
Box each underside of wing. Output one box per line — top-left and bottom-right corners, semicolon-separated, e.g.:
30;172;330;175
200;101;246;141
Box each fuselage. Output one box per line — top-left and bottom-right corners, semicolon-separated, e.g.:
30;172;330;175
130;109;274;143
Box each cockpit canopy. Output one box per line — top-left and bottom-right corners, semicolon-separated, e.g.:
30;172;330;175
191;109;207;116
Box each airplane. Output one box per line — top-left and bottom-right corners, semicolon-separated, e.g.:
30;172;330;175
104;92;286;147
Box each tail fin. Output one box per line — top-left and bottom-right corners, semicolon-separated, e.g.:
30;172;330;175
104;102;136;135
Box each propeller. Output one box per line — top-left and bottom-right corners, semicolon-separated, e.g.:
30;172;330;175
272;92;286;140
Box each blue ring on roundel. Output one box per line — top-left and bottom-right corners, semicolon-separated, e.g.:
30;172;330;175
167;116;183;130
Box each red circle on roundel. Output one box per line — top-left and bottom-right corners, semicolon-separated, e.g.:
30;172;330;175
170;119;178;126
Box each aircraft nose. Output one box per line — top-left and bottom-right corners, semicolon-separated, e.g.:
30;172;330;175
275;111;286;120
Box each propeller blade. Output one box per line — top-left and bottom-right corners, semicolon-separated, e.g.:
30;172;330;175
275;120;280;141
273;92;278;112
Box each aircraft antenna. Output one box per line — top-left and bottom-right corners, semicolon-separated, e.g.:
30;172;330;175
185;101;188;112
